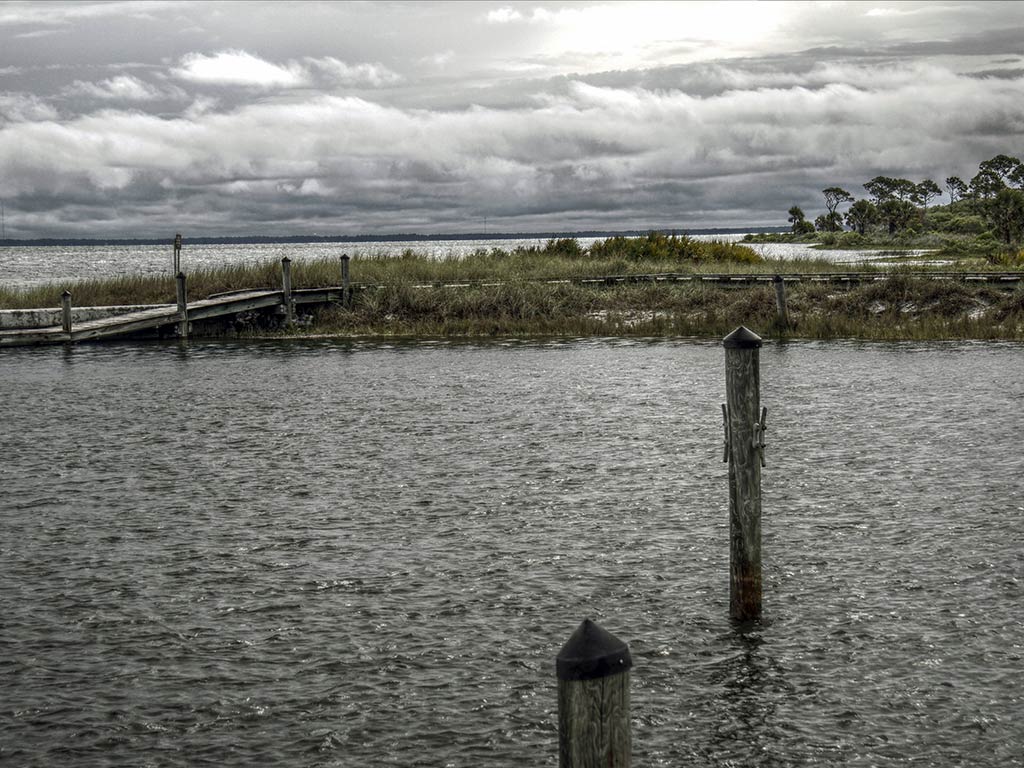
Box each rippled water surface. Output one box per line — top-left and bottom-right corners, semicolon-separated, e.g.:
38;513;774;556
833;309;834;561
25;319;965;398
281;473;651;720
2;338;1022;766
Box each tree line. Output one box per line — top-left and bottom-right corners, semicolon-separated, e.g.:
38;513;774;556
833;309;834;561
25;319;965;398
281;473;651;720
788;154;1024;244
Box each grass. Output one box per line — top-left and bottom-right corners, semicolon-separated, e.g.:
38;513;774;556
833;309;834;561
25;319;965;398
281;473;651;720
2;235;1022;340
295;277;1024;341
1;234;775;309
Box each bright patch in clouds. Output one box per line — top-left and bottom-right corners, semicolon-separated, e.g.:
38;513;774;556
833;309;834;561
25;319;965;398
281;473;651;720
0;91;58;123
307;57;402;87
174;50;308;88
172;51;400;90
486;7;523;24
490;3;788;42
866;7;912;17
66;75;168;101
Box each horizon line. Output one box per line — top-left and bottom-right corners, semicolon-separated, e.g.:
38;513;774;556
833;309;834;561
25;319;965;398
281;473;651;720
0;225;788;246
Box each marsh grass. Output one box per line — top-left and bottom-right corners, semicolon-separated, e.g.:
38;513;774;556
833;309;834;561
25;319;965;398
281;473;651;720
0;236;770;309
2;237;1021;339
295;277;1024;341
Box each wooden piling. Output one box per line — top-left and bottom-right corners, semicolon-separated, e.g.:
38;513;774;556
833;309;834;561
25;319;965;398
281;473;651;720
773;275;789;329
175;271;188;338
173;233;182;274
723;326;765;622
281;257;295;324
61;290;72;334
340;254;351;307
556;618;632;768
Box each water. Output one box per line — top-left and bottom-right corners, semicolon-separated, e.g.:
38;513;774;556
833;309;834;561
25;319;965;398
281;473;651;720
0;237;919;291
0;238;582;291
2;338;1022;766
740;241;935;266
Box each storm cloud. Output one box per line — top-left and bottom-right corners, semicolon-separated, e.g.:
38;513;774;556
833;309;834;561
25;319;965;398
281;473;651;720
1;1;1023;237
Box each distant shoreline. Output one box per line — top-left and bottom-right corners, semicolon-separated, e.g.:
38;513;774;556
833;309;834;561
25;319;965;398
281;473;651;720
0;226;788;248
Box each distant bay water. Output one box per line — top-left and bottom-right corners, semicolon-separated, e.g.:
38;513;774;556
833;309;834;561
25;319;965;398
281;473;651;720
0;236;915;292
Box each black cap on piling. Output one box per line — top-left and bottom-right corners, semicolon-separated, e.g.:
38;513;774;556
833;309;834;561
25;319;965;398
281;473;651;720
723;326;763;349
556;618;632;681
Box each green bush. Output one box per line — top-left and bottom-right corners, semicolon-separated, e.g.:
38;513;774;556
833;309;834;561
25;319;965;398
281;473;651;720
543;238;585;258
836;232;866;248
587;232;760;263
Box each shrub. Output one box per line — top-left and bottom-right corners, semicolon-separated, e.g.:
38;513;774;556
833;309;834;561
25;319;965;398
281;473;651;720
587;232;760;263
836;232;866;248
544;238;585;258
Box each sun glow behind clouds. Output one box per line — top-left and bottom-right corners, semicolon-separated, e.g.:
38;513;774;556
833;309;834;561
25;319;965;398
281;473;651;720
488;2;793;66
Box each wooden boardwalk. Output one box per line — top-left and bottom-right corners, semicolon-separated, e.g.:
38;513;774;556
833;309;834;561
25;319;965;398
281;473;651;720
475;270;1024;288
0;288;341;347
1;271;1019;347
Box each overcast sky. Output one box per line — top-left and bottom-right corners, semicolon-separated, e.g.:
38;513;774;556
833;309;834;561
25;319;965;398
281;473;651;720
1;0;1023;238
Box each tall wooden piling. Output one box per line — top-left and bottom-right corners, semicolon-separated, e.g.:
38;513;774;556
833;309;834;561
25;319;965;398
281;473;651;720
175;271;188;338
773;275;789;329
723;326;765;622
173;233;182;274
340;254;351;307
281;257;295;324
61;290;72;333
556;618;632;768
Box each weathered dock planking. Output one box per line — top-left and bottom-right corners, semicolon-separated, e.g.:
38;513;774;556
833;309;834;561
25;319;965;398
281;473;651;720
406;271;1022;289
0;287;344;347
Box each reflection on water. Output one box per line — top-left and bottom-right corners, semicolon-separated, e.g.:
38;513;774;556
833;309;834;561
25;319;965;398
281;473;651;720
1;338;1022;766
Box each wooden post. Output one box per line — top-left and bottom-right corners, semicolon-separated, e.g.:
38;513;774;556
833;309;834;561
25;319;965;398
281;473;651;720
723;326;765;622
281;256;294;324
173;233;182;274
340;253;351;307
61;290;72;334
556;618;632;768
175;271;188;338
773;275;789;329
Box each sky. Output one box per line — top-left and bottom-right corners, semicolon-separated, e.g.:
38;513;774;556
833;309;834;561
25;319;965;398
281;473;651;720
1;0;1023;238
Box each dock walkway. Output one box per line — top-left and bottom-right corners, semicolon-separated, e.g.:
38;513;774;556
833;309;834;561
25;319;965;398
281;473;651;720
0;288;341;347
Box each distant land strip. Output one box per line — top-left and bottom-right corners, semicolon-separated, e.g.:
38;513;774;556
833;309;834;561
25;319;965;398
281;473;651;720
0;227;789;248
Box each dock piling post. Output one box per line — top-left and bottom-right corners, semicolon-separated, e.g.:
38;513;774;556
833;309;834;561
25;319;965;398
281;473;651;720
61;290;72;334
281;257;295;325
556;618;632;767
723;326;765;622
341;254;351;307
173;233;182;274
175;271;188;338
773;275;789;329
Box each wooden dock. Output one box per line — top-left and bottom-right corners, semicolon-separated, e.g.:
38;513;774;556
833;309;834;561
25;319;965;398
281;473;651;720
502;270;1024;288
0;287;342;347
1;270;1019;347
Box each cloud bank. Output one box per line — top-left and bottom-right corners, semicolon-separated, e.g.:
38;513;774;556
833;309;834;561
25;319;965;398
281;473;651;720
0;1;1022;237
